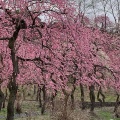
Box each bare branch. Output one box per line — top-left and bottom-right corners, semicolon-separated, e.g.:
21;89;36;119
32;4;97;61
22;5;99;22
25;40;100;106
0;37;10;40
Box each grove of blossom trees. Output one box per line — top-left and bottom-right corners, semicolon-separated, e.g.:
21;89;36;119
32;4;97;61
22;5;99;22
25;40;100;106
0;0;119;120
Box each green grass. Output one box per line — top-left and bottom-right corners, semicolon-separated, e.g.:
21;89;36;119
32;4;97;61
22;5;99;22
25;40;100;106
98;109;120;120
99;110;113;120
0;108;7;116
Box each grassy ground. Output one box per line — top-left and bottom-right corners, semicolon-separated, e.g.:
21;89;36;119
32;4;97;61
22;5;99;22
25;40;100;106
0;100;120;120
0;87;119;120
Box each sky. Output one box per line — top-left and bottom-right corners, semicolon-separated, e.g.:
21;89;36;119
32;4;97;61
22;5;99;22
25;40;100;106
75;0;119;23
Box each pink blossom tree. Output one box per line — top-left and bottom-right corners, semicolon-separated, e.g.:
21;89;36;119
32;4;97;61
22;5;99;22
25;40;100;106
0;0;120;119
0;0;77;119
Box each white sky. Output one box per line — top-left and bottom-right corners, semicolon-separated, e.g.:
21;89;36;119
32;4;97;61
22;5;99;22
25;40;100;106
75;0;119;23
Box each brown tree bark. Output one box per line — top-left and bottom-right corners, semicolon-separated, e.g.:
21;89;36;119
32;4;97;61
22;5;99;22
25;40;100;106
97;87;105;107
6;79;18;120
33;85;36;95
41;85;46;114
62;89;69;120
38;87;42;107
114;93;120;118
80;84;85;110
71;86;76;109
89;85;95;112
6;18;21;120
51;90;57;111
0;87;4;111
15;90;23;114
2;88;8;108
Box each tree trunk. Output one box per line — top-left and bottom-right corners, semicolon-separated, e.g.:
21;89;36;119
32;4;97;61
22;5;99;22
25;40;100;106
6;48;18;120
36;86;39;101
63;94;69;119
97;87;105;107
0;87;4;111
15;91;22;114
34;85;36;95
6;19;21;120
2;88;8;108
51;90;57;111
62;89;70;119
6;80;18;120
38;87;42;107
41;85;46;114
100;89;105;103
80;84;85;109
16;102;22;114
89;85;95;112
114;93;120;118
71;86;76;109
22;85;26;100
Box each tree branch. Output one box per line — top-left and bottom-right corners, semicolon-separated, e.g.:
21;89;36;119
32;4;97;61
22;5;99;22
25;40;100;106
0;37;10;40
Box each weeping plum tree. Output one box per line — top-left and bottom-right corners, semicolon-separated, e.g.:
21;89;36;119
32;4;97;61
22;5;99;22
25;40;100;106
0;0;77;119
0;0;120;120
